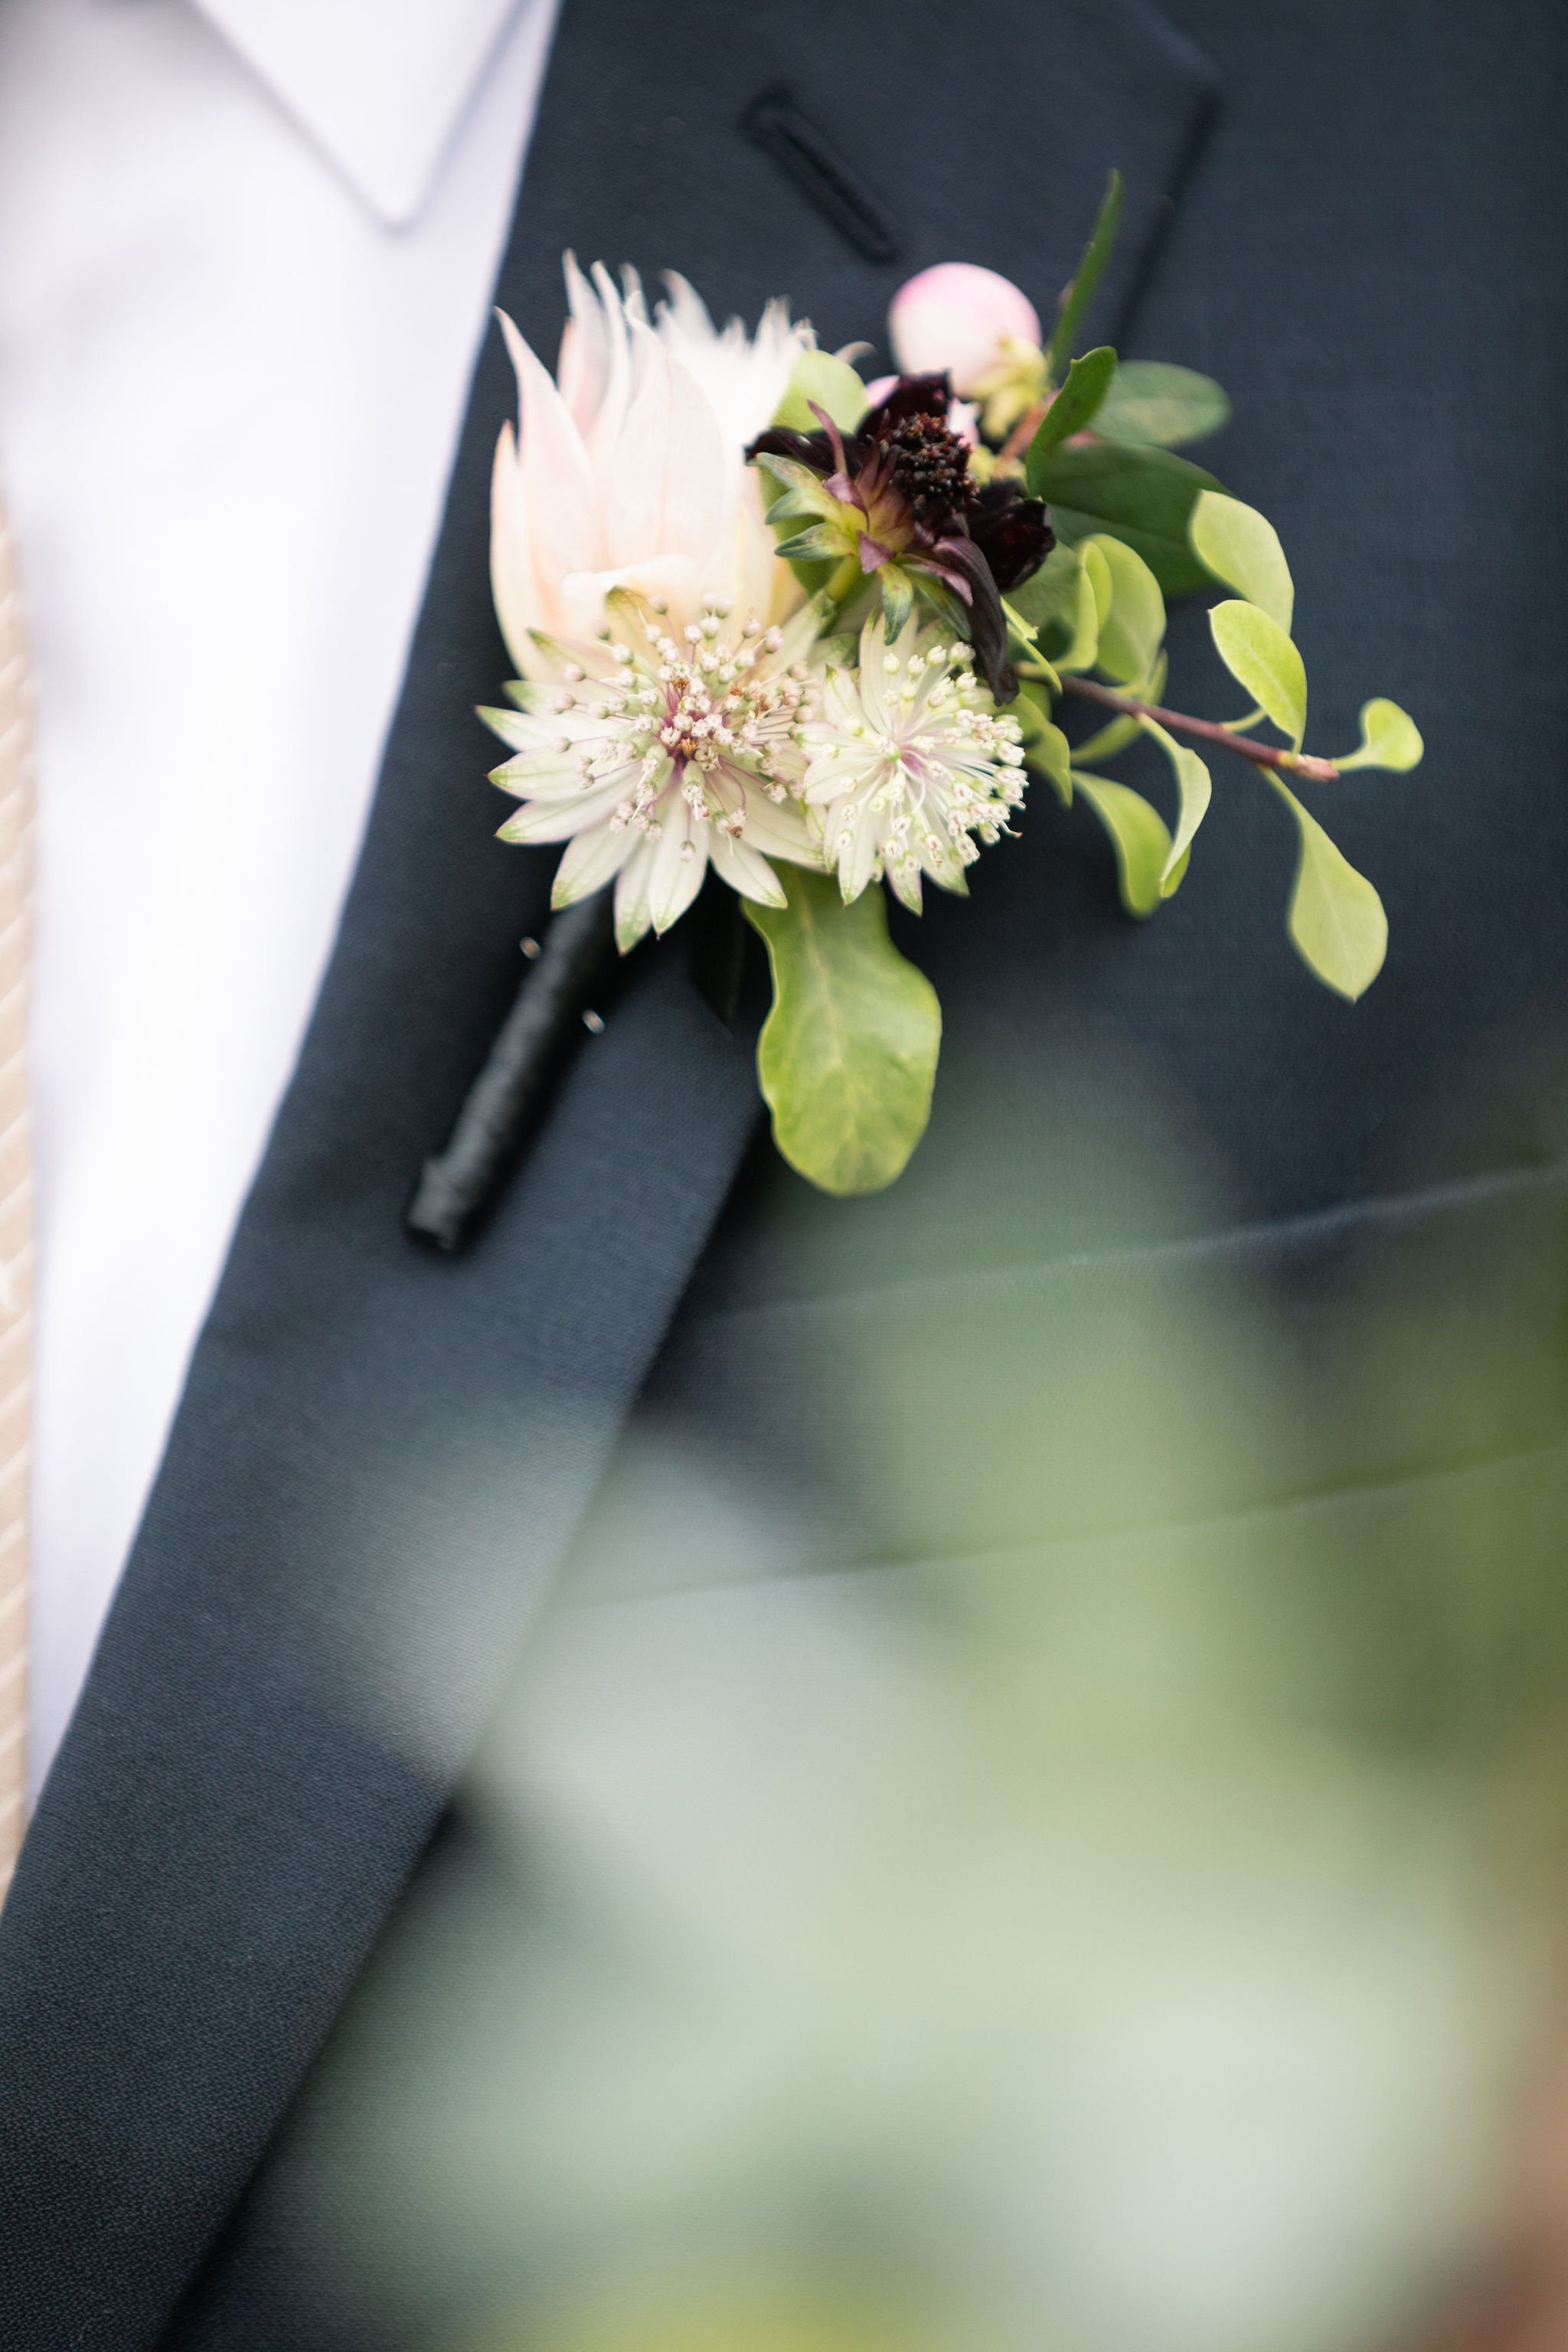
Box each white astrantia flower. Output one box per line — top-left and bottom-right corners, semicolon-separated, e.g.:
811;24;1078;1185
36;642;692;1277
487;256;828;946
800;615;1028;910
483;588;825;950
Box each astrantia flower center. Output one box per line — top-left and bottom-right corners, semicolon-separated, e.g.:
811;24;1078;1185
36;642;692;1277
629;608;813;832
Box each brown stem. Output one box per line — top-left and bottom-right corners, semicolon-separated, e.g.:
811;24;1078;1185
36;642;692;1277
997;399;1050;470
1060;675;1340;784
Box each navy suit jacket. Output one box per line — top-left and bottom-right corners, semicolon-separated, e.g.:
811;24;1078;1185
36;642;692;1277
2;2;1566;2344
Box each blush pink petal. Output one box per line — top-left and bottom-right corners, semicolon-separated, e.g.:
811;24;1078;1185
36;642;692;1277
498;310;601;594
887;263;1042;394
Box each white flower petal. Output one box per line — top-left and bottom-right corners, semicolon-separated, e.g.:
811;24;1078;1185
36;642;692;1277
614;838;658;951
707;829;788;906
551;823;639;906
828;794;881;903
496;781;627;844
730;783;818;864
647;799;707;935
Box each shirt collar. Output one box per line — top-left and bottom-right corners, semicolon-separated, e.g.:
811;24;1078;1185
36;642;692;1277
191;0;529;225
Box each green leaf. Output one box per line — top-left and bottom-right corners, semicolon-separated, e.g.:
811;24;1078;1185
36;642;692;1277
1073;772;1172;918
1334;697;1424;773
1083;531;1165;685
771;348;868;435
1067;540;1112;673
1006;541;1084;639
1189;490;1293;629
744;867;941;1195
1045;169;1124;384
1014;693;1073;805
1269;778;1387;999
1031;443;1223;597
1068;710;1138;763
1209;600;1308;743
1138;718;1212;894
1024;347;1117;482
1093;361;1231;449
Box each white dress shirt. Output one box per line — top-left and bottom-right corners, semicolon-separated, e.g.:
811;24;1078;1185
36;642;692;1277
0;0;560;1798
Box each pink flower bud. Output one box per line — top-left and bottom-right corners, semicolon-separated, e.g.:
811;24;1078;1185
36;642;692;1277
864;377;981;448
887;264;1042;395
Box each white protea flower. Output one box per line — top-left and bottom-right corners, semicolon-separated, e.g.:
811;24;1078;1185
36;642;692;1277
800;615;1028;910
483;590;825;949
487;257;828;946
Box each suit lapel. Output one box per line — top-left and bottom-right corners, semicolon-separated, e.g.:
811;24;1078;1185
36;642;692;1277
0;3;1218;2344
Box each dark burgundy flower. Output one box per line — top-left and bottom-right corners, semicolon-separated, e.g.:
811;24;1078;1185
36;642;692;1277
748;373;1053;702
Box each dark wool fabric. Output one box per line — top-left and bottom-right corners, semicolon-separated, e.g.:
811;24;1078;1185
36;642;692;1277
0;4;1563;2347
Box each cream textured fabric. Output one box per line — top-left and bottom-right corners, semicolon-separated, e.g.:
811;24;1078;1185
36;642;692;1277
0;505;32;1902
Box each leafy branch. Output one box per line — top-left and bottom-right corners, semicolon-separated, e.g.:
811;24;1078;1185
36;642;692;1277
1059;675;1340;785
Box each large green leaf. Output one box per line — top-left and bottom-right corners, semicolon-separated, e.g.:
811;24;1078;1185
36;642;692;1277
745;868;941;1195
1072;773;1172;918
1334;697;1424;773
1083;531;1165;685
1024;346;1117;480
1209;600;1307;743
1006;541;1082;637
1006;538;1090;672
1045;170;1124;384
1093;361;1232;449
1031;443;1223;596
771;348;868;434
1270;779;1387;1000
1189;490;1293;629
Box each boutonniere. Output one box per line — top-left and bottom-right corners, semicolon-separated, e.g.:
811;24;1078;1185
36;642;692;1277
409;178;1420;1245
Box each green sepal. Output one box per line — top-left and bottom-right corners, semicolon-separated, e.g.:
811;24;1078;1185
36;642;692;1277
744;867;942;1197
1045;169;1124;384
879;565;915;636
754;452;837;514
763;486;833;525
774;524;848;564
1024;346;1117;483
